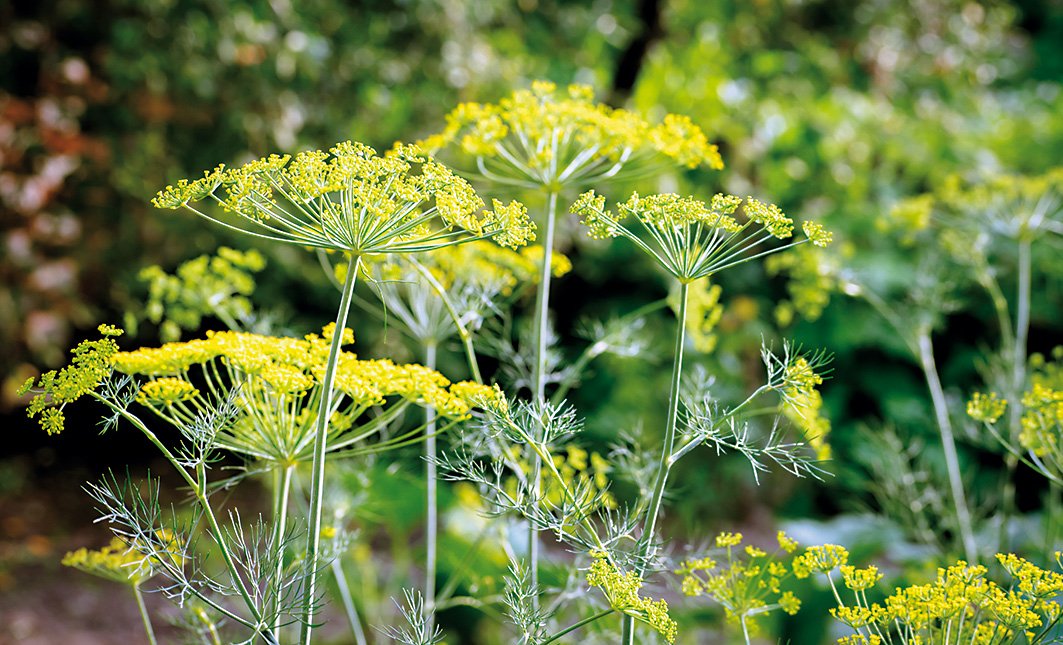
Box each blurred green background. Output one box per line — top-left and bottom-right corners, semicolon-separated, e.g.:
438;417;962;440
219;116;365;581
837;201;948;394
2;0;1062;642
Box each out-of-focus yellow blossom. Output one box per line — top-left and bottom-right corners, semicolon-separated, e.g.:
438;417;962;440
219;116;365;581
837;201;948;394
63;531;183;587
678;278;723;353
587;553;678;643
781;358;832;461
676;531;804;635
967;391;1009;424
422;82;723;190
132;246;265;342
153;141;533;254
63;538;154;586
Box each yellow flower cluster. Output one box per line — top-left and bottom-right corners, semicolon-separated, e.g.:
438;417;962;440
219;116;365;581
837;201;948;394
969;351;1063;475
793;544;850;578
111;327;493;464
967;391;1008;424
587;554;678;643
1019;381;1063;457
782;358;832;461
153;141;533;254
20;324;124;435
63;531;183;587
422;81;723;188
135;246;265;342
818;552;1063;644
571;190;830;282
676;531;804;635
63;537;154;586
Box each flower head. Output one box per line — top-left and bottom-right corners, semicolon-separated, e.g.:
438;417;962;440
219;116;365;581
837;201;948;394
20;324;124;434
587;554;678;643
422;82;723;190
572;190;831;282
153;141;532;254
112;327;494;465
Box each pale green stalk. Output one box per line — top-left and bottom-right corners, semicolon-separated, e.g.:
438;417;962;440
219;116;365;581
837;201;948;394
271;465;294;637
528;190;559;609
424;341;439;632
301;253;361;645
133;585;158;645
409;258;483;383
621;281;689;644
916;328;977;562
331;559;368;645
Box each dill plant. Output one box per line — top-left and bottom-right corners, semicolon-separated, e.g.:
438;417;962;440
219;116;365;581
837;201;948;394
21;82;839;644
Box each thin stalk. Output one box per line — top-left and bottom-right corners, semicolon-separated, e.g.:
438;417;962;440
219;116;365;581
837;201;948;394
331;559;368;645
528;190;559;611
300;253;361;645
424;341;439;632
916;329;977;562
1004;240;1033;548
622;281;689;644
410;258;483;383
540;608;615;645
133;585;158;645
271;465;294;637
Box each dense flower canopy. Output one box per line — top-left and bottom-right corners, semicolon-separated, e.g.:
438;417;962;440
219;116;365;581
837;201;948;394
80;325;500;466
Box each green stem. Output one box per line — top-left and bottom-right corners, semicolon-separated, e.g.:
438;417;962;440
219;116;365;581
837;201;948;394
540;608;615;645
424;341;439;633
622;281;689;644
300;253;361;645
271;465;294;637
410;258;483;383
331;559;368;645
916;328;977;562
528;190;559;610
133;585;158;645
999;239;1032;552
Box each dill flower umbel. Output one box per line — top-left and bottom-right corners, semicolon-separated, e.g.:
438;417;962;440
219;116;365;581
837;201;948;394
153;141;533;254
19;324;124;435
63;537;155;587
571;190;831;282
421;81;723;190
676;531;803;637
587;553;678;643
111;327;493;466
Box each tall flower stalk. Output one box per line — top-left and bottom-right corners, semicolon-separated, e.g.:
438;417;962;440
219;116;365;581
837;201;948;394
571;190;831;642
